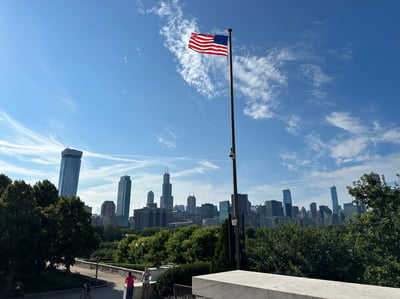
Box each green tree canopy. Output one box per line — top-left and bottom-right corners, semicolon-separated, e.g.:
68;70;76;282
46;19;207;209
52;196;100;271
33;179;58;207
347;172;400;287
165;225;198;264
0;180;41;291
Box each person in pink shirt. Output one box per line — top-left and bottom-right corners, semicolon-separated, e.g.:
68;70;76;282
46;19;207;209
125;271;137;299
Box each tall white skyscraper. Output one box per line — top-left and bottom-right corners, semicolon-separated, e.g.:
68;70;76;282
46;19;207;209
160;172;173;210
116;175;132;227
58;148;83;197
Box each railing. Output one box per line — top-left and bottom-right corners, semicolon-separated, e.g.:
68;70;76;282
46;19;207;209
173;283;193;297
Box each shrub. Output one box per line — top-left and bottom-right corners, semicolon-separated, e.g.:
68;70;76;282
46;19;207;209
155;261;210;296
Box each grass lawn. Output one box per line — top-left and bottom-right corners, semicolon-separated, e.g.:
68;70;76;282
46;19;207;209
14;269;104;296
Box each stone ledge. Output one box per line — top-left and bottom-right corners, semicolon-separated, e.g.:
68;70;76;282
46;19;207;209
192;270;400;299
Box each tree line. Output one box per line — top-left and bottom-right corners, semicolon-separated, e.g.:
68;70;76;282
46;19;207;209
1;172;399;293
100;172;400;288
0;174;99;294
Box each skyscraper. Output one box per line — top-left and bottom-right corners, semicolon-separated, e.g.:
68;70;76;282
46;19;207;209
116;175;132;227
187;194;196;215
310;202;317;219
101;201;116;217
282;189;293;219
147;191;154;208
58;148;83;197
231;193;250;219
265;200;284;217
160;172;173;210
330;186;340;215
101;200;116;225
219;200;230;222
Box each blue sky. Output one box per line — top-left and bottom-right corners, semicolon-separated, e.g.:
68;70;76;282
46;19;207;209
1;0;399;215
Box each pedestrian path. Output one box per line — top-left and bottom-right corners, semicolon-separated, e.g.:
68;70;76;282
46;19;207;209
27;264;125;299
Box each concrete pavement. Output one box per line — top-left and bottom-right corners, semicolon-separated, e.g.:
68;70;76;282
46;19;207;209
26;264;127;299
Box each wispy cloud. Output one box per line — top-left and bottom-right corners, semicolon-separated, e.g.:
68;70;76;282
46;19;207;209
147;0;293;120
326;111;366;134
0;111;226;212
280;151;310;172
157;125;179;150
329;137;371;164
283;114;300;134
380;128;400;144
327;43;353;61
0;111;63;161
300;63;332;88
157;136;177;150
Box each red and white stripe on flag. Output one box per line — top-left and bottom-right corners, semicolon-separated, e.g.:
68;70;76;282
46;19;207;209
188;33;228;56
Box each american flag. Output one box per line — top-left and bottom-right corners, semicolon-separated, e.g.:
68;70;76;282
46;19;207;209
188;33;228;56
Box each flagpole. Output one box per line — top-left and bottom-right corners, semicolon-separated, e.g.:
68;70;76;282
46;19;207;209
228;28;241;270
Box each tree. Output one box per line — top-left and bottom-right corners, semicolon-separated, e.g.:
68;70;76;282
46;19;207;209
0;180;41;293
146;229;171;265
116;234;138;263
32;180;60;276
211;219;235;273
185;227;219;262
245;224;363;282
51;196;100;271
347;172;400;287
0;173;12;196
33;179;58;207
165;225;198;264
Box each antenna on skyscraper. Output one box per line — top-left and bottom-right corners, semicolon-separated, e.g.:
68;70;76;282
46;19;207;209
56;134;68;148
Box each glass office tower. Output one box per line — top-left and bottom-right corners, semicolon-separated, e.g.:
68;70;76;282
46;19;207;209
116;175;132;227
282;189;293;219
58;148;83;197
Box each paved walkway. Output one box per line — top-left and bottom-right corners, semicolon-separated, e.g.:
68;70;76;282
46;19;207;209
27;264;127;299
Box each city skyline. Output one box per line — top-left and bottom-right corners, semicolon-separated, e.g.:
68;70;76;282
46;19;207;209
1;1;400;215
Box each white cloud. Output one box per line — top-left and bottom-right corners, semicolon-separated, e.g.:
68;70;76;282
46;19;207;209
148;0;293;119
157;125;179;150
380;128;400;144
157;136;176;150
326;111;366;134
280;151;311;172
300;64;332;88
283;114;300;134
304;132;327;156
235;51;291;119
198;160;219;170
329;136;370;164
327;44;353;61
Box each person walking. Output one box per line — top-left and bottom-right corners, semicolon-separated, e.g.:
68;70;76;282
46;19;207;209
81;281;91;299
141;268;151;299
125;271;137;299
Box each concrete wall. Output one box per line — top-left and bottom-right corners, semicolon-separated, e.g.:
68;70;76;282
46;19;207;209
192;270;400;299
75;259;168;281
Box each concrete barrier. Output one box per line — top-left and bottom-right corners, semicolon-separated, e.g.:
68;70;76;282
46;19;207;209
74;259;169;281
122;282;156;299
192;270;400;299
